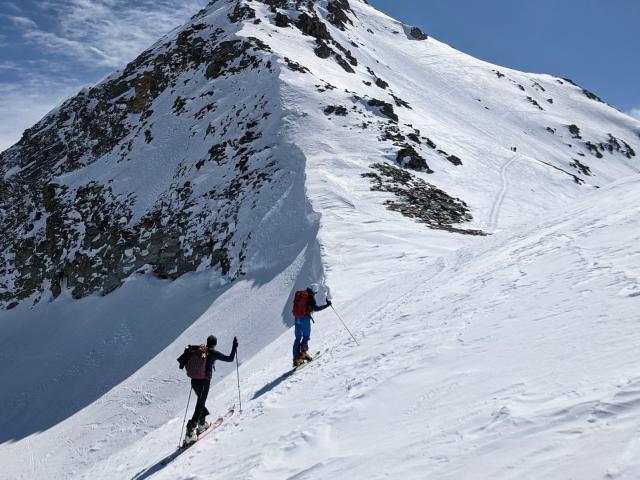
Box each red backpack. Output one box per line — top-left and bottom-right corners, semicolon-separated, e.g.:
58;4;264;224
292;290;310;318
177;345;208;380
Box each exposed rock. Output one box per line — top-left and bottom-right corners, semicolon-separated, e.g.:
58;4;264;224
205;39;269;79
581;88;605;104
537;159;585;185
366;67;388;89
562;77;606;104
585;141;603;158
228;2;256;22
362;163;485;235
409;26;428;40
447;154;463;166
0;10;281;308
407;132;420;143
314;40;332;59
275;12;291;27
326;0;354;30
381;125;405;142
526;96;544;110
332;41;358;66
567;124;582;139
584;134;635;159
296;13;332;40
367;99;398;122
334;53;356;73
570;158;592;176
324;105;349;116
396;145;432;172
532;81;546;92
284;57;310;73
375;77;389;89
390;93;411;109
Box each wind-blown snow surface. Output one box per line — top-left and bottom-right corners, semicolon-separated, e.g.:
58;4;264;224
74;176;640;479
1;0;640;478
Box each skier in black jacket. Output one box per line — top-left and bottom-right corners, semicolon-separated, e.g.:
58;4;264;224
185;335;238;444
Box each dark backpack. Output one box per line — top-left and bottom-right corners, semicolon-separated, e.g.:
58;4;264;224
177;345;208;380
292;290;310;318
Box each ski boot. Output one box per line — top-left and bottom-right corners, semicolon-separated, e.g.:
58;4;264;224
183;427;197;446
196;420;210;435
293;356;305;367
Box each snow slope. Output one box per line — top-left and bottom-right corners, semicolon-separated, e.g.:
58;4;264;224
81;174;640;480
1;0;640;478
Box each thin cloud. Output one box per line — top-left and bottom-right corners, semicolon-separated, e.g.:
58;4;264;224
6;15;38;29
0;74;86;152
3;2;23;13
1;0;207;152
20;0;207;68
0;61;20;71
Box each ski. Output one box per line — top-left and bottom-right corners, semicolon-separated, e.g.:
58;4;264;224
159;407;235;466
182;407;235;449
294;351;321;371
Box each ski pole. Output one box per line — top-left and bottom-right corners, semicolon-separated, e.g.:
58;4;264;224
235;350;243;414
179;387;193;447
331;305;360;346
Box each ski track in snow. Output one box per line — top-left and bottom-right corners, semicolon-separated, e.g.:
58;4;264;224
488;153;519;232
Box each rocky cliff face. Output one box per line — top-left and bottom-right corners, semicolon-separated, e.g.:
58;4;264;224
1;0;638;309
0;1;283;308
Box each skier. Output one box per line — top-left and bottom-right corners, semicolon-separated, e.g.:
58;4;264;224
292;283;331;367
180;335;238;445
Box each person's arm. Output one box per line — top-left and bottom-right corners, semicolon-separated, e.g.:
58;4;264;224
211;337;238;362
310;296;331;312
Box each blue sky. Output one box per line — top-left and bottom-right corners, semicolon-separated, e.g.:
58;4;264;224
369;0;639;114
0;0;638;151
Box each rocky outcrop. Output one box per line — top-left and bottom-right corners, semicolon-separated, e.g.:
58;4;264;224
0;4;279;308
409;26;428;40
363;163;485;235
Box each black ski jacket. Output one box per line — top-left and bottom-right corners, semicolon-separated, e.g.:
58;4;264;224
205;346;237;378
306;289;330;315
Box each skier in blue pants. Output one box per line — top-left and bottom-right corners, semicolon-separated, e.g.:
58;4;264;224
292;283;331;367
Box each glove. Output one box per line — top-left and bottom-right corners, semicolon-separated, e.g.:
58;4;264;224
232;336;238;349
326;299;332;306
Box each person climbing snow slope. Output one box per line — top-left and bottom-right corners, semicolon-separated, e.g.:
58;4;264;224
177;335;238;445
292;283;331;367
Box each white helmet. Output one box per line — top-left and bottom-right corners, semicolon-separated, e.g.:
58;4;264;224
309;283;320;294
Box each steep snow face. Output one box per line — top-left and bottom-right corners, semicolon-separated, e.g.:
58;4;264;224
65;176;640;480
230;0;640;295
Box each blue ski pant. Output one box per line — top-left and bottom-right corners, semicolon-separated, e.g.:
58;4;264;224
293;316;312;360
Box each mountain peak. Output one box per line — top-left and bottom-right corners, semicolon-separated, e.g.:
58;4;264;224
0;0;637;310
